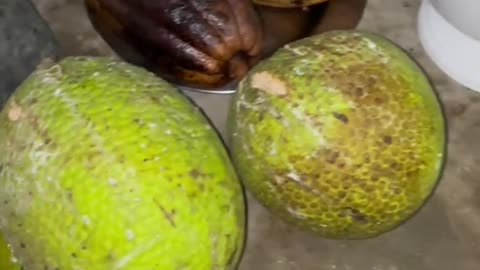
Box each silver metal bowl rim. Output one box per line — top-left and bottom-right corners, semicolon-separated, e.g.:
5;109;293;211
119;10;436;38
176;81;239;95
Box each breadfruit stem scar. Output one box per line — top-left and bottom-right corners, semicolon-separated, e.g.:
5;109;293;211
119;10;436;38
251;72;288;96
8;101;24;121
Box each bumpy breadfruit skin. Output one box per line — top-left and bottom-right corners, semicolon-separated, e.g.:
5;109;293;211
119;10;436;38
0;233;21;270
227;30;446;239
0;56;246;270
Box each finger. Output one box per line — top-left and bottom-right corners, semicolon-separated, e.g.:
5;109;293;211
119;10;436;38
310;0;367;34
188;0;242;61
98;0;223;74
135;0;230;62
170;66;229;89
256;5;312;58
226;0;264;57
228;54;250;81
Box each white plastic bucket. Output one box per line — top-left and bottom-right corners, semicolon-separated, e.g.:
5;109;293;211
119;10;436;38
417;0;480;92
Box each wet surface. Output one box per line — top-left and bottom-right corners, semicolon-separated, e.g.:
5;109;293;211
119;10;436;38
29;0;480;269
